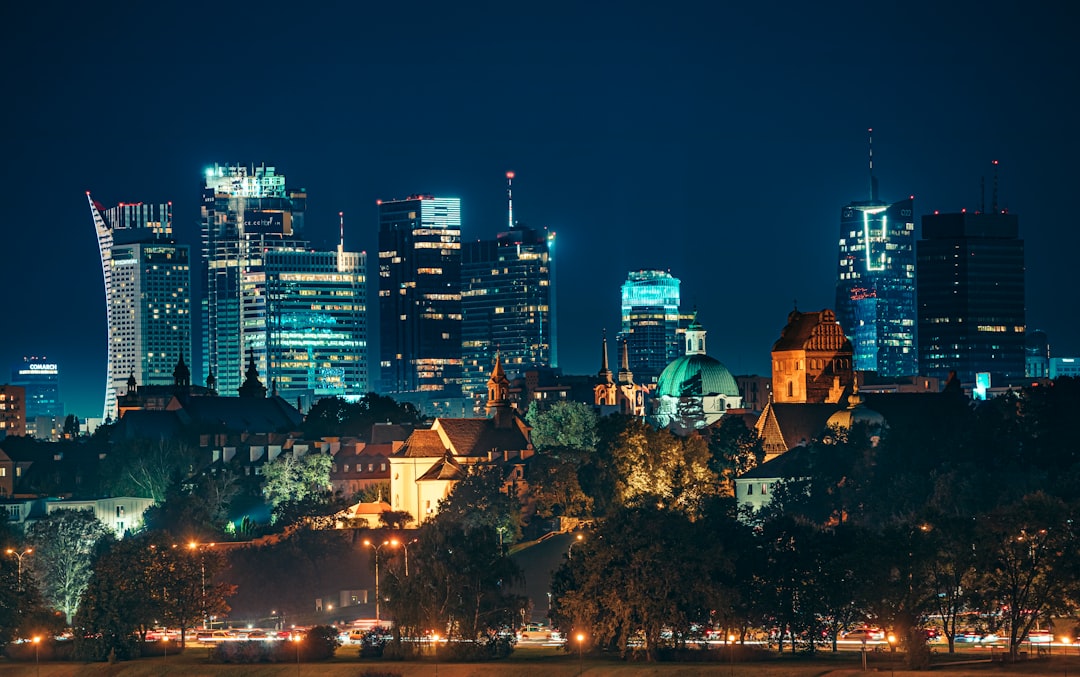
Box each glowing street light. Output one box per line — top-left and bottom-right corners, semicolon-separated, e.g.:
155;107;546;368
292;634;301;677
728;634;736;676
5;547;32;590
568;533;584;559
33;636;41;677
363;539;393;621
576;632;586;675
432;632;440;676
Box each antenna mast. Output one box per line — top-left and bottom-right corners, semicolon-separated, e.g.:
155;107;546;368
506;171;515;229
868;128;879;201
991;160;999;213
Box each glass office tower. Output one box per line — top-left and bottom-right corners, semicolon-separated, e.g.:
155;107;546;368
201;163;307;396
835;194;917;377
265;247;368;409
378;196;463;398
88;195;190;421
616;270;682;383
917;211;1025;385
461;224;555;398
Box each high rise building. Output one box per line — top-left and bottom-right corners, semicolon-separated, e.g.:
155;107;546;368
89;195;191;421
264;238;368;408
834;132;917;377
11;358;62;419
201;163;307;396
378;195;463;403
917;210;1026;386
616;270;682;384
461;173;556;401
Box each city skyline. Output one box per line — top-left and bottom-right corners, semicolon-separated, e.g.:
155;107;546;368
3;1;1078;418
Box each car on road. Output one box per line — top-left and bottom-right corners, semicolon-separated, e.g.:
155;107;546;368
517;623;551;641
843;628;885;642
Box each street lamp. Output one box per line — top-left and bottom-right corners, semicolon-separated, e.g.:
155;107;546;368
728;634;736;676
5;547;32;590
363;539;392;622
568;533;584;559
162;636;168;666
432;633;440;676
292;634;301;677
576;633;585;676
32;636;40;677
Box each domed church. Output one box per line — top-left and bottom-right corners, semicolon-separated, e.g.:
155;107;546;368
649;313;742;433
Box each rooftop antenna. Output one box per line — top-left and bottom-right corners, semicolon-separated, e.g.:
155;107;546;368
338;211;345;250
506;171;515;229
991;160;1000;213
868;128;879;202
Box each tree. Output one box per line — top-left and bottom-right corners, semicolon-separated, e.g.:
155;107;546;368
551;504;741;660
525;400;599;452
99;438;198;502
707;415;763;493
976;492;1080;659
383;516;526;644
73;535;153;661
610;420;717;516
436;465;522;545
26;509;111;623
302;393;421;439
62;414;81;438
527;449;593;519
262;451;333;509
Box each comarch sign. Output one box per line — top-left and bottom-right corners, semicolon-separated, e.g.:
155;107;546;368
20;363;58;375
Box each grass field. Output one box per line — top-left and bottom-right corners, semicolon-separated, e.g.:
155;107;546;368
1;644;1078;676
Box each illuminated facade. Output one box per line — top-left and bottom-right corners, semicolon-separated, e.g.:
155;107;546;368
265;248;368;408
201;164;307;396
378;196;463;400
11;359;63;419
0;385;26;439
917;211;1025;385
461;224;555;400
89;195;190;421
835;195;917;377
616;270;682;384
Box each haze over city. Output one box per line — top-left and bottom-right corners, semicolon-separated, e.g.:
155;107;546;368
3;0;1077;418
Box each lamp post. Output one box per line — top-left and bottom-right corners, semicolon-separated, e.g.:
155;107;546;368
728;634;736;677
576;633;585;676
5;547;32;590
188;542;209;629
363;539;392;622
568;533;584;559
887;633;897;676
432;633;440;676
292;634;301;677
33;636;40;677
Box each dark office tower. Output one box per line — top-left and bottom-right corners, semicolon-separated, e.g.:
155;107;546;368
616;270;682;384
917;210;1026;386
378;196;463;400
461;173;556;401
201;164;307;396
835;132;917;377
88;195;191;421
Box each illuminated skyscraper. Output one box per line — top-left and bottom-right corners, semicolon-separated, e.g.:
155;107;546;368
461;173;556;400
834;132;917;377
88;195;191;421
201;163;307;396
378;195;463;402
917;210;1025;386
264;238;368;408
616;270;682;383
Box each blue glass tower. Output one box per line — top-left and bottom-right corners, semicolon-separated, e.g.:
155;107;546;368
617;270;682;383
834;133;917;377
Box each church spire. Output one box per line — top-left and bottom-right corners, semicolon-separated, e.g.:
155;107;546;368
685;311;707;356
486;352;512;427
617;339;634;385
598;331;614;384
238;348;267;398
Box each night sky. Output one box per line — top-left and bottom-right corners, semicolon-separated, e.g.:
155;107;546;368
3;1;1077;419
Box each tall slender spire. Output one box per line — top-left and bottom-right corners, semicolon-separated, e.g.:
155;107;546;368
868;127;879;201
506;171;515;229
598;331;613;384
992;159;1000;213
617;339;633;385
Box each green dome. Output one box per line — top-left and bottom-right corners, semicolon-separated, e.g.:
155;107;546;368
656;354;740;399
